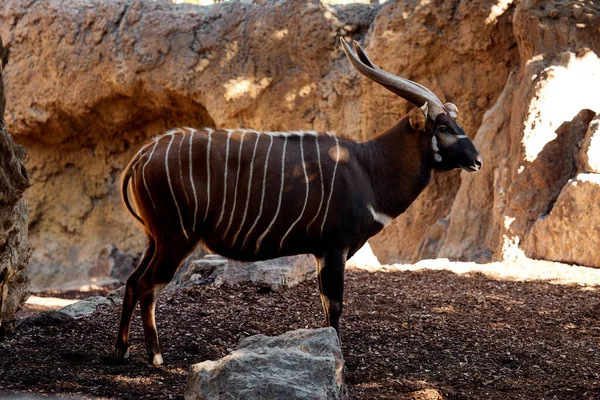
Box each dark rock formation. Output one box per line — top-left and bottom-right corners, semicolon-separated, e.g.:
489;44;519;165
0;34;30;339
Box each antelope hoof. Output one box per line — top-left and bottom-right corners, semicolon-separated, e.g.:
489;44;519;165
149;352;164;366
114;346;130;360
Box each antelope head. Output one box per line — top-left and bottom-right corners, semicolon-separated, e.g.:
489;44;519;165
340;38;482;172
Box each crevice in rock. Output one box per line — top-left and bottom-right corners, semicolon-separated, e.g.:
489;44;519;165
540;109;595;217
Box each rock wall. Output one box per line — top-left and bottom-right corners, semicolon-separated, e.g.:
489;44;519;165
0;0;382;290
437;0;600;266
0;35;30;338
357;0;517;262
0;0;598;289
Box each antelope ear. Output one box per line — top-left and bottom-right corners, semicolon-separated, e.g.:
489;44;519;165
409;102;428;131
444;102;458;119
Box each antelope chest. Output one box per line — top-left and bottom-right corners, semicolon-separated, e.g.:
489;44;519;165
367;204;394;227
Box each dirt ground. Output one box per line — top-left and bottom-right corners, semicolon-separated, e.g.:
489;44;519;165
1;263;600;399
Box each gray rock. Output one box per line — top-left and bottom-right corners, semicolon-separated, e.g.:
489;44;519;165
109;247;138;282
18;292;122;328
185;327;345;400
178;254;316;290
176;255;228;286
107;285;125;302
172;246;210;284
56;296;116;319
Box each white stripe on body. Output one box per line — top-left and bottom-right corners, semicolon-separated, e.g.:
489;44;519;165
255;135;288;253
129;148;142;200
223;130;248;239
216;130;233;228
142;138;160;213
306;134;325;234
242;134;274;250
165;133;189;239
237;129;317;137
232;131;261;247
279;135;310;251
189;130;199;232
320;134;340;236
131;166;138;207
177;131;190;206
204;129;213;222
131;166;137;189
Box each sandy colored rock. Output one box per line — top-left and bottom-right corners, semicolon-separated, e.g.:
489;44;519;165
357;0;517;262
0;34;30;339
414;218;450;262
438;0;600;266
524;173;600;267
0;0;517;287
0;0;380;288
579;114;600;173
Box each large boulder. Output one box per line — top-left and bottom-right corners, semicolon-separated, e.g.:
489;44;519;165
185;327;345;400
0;35;29;339
524;173;600;267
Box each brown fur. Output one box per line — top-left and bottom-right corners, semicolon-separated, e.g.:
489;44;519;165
115;42;482;365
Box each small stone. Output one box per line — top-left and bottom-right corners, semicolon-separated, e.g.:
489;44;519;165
58;296;113;319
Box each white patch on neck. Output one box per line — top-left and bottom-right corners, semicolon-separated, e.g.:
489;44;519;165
367;205;393;227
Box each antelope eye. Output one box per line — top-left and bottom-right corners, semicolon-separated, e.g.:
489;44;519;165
438;125;448;133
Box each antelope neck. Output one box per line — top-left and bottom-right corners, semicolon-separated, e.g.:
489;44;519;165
361;118;433;218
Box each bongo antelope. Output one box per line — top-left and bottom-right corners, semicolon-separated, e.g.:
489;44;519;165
115;39;482;365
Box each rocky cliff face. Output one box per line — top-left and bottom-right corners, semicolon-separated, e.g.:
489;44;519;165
437;0;600;266
0;0;598;289
356;0;518;262
0;0;383;289
0;35;30;338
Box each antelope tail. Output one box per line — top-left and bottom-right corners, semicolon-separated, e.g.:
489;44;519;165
121;152;145;225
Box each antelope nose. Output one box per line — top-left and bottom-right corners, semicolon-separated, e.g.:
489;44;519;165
474;156;483;170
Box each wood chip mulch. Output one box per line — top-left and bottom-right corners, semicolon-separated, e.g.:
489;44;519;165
1;269;599;399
